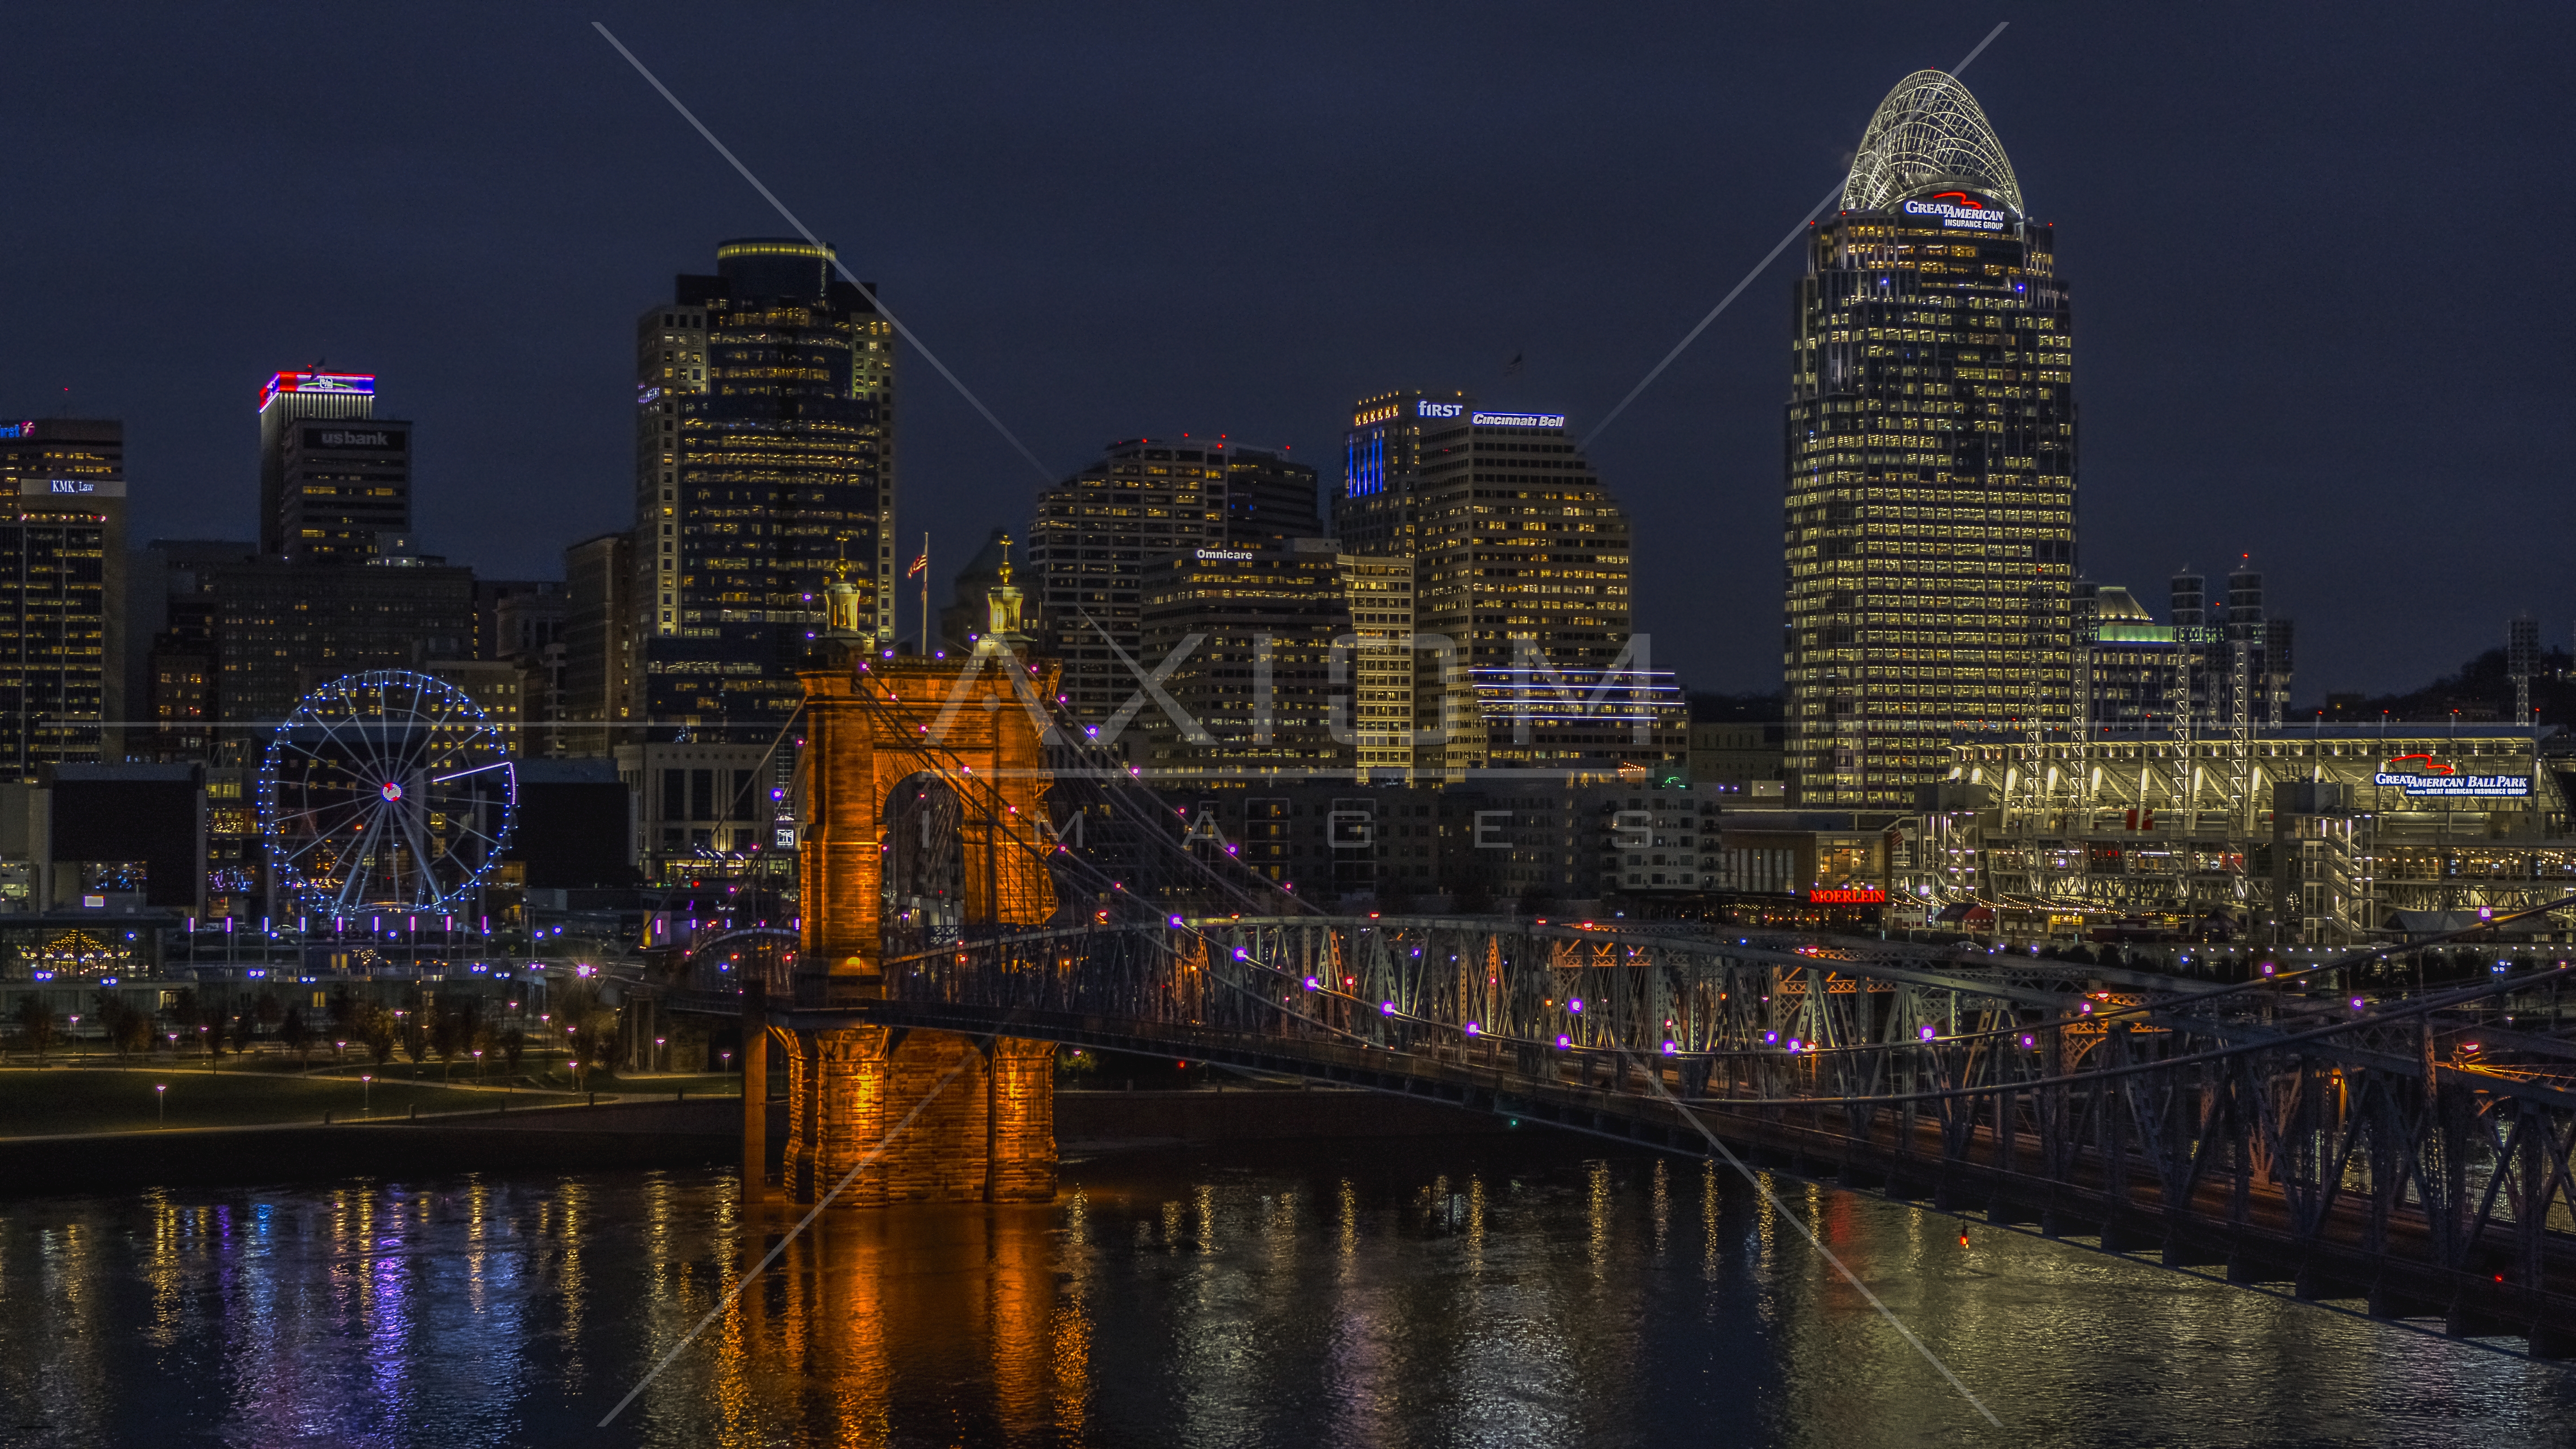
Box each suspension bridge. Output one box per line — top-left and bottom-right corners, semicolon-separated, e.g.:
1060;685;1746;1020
692;570;2576;1362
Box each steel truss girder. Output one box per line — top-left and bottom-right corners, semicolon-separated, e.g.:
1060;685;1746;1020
871;914;2576;1353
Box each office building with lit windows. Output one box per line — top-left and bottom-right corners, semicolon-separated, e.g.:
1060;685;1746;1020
1025;439;1318;734
1338;551;1415;781
1784;70;2075;808
1331;390;1469;558
1134;538;1352;780
1337;393;1677;780
0;418;124;777
634;239;896;736
257;371;410;564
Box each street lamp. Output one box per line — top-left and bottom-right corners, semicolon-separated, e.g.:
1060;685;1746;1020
472;1049;483;1079
655;1036;666;1073
361;1073;372;1115
155;1083;166;1124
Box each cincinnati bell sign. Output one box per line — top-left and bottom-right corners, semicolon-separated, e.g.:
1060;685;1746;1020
1900;190;2007;232
2372;754;2530;798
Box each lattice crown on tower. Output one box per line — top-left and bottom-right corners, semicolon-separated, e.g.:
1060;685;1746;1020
1841;70;2023;216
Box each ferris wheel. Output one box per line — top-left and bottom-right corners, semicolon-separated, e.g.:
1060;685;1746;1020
260;670;517;916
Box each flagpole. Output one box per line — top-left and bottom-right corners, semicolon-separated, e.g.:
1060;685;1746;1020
918;531;930;653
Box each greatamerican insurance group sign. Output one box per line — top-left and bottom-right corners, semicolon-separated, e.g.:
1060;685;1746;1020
2372;754;2531;798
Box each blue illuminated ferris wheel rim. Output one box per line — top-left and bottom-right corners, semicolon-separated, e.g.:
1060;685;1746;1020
257;669;518;916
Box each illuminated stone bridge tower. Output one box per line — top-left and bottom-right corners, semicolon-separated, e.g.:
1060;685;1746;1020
752;554;1063;1205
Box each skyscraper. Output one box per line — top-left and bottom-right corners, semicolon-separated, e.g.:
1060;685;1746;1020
257;371;410;564
561;531;635;756
2168;563;2292;728
0;418;124;777
1330;389;1469;557
1135;538;1352;780
1783;71;2075;808
1337;551;1415;782
635;239;896;736
1025;439;1318;733
1335;394;1672;780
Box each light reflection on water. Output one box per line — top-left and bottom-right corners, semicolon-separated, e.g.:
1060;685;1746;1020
0;1134;2568;1447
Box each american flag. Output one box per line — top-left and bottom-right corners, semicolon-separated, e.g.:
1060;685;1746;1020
906;548;928;578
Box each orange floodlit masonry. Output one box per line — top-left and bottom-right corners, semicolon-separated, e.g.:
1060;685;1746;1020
745;558;1062;1206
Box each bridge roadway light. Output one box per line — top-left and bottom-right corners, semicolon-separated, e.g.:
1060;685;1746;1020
1464;1023;1480;1036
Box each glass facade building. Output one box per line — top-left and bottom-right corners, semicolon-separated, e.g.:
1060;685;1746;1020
1336;393;1676;781
0;419;123;778
634;239;896;737
257;371;407;564
1025;439;1318;734
1134;539;1352;781
1784;70;2075;808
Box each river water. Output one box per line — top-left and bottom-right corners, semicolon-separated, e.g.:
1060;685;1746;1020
0;1134;2568;1448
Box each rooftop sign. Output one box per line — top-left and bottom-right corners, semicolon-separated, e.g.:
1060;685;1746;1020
1806;886;1887;905
259;371;376;413
2374;754;2530;798
1900;190;2007;232
1470;411;1566;429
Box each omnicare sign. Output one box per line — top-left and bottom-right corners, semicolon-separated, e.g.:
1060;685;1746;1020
2373;754;2530;798
1901;191;2007;231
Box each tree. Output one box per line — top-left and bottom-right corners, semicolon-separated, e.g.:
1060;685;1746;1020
169;988;200;1049
430;1003;467;1079
356;1004;398;1067
401;1011;430;1066
326;985;359;1038
499;1027;526;1073
12;995;56;1062
94;991;152;1060
279;1005;314;1065
252;989;283;1040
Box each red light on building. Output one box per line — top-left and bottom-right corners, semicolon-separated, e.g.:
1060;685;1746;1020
1805;887;1888;905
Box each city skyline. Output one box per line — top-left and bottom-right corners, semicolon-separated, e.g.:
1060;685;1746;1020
0;6;2569;702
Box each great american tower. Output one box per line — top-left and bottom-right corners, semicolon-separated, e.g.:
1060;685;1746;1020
1782;70;2074;809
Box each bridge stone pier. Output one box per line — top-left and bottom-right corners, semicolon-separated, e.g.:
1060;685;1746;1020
748;565;1062;1206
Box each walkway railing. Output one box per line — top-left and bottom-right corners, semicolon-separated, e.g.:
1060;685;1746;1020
852;914;2576;1357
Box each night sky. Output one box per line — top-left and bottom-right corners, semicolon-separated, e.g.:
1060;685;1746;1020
4;4;2568;699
